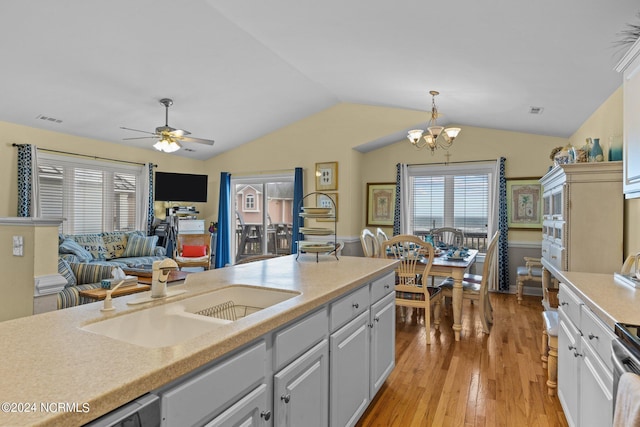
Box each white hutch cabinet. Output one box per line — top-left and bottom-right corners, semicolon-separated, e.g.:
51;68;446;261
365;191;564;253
540;162;623;280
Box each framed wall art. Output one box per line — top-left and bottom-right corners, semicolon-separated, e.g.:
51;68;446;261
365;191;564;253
315;161;338;191
506;178;542;229
366;182;396;226
316;192;338;222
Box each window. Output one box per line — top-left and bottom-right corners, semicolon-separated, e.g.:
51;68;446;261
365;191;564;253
245;193;256;210
232;174;294;261
406;162;498;251
37;153;146;234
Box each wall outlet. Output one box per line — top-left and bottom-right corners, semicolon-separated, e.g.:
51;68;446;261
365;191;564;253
13;235;23;256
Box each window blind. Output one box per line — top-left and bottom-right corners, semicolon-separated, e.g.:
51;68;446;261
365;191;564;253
37;153;144;234
408;162;494;250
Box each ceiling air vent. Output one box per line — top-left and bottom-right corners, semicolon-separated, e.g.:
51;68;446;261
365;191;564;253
529;106;544;115
36;114;63;124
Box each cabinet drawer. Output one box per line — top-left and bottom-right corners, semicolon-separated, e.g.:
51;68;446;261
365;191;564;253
330;285;369;332
558;284;581;327
158;341;266;427
548;244;564;271
274;307;328;370
580;305;615;372
370;272;394;304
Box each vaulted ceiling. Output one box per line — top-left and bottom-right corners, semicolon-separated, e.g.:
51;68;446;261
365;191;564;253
1;1;638;159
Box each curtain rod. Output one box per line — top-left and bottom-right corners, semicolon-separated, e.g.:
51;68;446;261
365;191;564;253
12;144;157;167
407;158;498;167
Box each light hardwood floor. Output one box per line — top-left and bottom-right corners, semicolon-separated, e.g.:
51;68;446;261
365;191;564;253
357;293;568;427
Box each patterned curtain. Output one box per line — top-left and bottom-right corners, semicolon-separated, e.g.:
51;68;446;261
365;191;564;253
497;157;509;291
291;167;304;254
215;172;232;268
137;163;155;235
393;163;401;236
16;144;40;217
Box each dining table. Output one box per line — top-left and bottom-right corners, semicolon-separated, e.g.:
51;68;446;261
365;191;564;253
387;246;478;341
429;249;478;341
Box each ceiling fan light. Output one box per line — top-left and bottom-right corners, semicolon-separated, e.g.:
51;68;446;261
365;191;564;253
407;129;424;144
153;140;169;152
165;141;182;153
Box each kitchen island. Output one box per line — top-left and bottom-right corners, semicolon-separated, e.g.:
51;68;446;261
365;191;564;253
0;255;397;426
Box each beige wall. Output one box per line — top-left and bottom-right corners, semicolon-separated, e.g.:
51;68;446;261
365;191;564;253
568;87;640;256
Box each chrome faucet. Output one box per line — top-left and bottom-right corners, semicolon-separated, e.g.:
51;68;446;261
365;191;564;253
151;258;179;298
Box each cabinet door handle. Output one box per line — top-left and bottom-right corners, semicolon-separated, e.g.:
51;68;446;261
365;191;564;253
261;410;272;420
588;333;599;340
374;316;380;322
574;352;583;358
568;345;575;351
384;284;390;289
281;394;291;403
352;303;359;309
560;301;568;306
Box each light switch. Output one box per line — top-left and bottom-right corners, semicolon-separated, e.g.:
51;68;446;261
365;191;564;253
13;235;23;256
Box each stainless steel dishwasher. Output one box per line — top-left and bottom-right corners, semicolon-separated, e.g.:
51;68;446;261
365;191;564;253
612;323;640;408
83;393;160;427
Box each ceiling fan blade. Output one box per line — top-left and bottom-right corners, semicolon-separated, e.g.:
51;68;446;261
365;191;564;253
122;136;158;141
120;126;158;136
180;136;215;146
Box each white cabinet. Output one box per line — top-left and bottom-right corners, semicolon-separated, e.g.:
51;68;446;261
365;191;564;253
274;339;329;427
329;271;395;427
369;291;395;397
330;310;371;427
616;37;640;198
205;384;270;427
540;163;623;277
557;283;614;427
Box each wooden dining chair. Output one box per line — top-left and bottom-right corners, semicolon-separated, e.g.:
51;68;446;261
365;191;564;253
429;227;465;248
360;228;380;258
382;234;443;345
437;231;499;334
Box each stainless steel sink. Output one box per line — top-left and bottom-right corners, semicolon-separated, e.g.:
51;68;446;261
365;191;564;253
81;285;300;348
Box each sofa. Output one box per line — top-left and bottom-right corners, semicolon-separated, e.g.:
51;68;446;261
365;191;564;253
57;230;168;309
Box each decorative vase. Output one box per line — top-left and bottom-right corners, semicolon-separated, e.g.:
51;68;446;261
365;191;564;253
589;138;604;162
608;136;623;161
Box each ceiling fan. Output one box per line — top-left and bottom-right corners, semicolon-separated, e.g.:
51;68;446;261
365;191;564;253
121;98;215;153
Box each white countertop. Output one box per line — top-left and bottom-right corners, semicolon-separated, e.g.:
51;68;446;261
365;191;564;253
543;260;640;329
0;255;397;426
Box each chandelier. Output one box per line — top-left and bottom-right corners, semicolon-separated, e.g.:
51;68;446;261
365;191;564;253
407;90;461;153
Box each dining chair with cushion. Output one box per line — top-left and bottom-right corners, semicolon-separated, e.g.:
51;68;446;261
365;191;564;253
360;228;380;258
382;234;443;345
175;233;211;271
437;231;499;334
516;256;543;304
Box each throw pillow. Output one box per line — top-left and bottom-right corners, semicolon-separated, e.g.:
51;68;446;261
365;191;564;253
182;245;207;257
69;233;108;260
59;238;93;262
102;232;129;259
122;234;158;258
57;258;77;288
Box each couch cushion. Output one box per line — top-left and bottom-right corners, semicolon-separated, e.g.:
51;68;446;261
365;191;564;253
101;231;129;260
66;233;109;260
69;262;114;285
122;235;158;257
57;258;77;288
57;283;103;309
59;238;93;262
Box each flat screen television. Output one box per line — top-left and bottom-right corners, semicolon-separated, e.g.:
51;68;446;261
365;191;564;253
154;172;208;202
